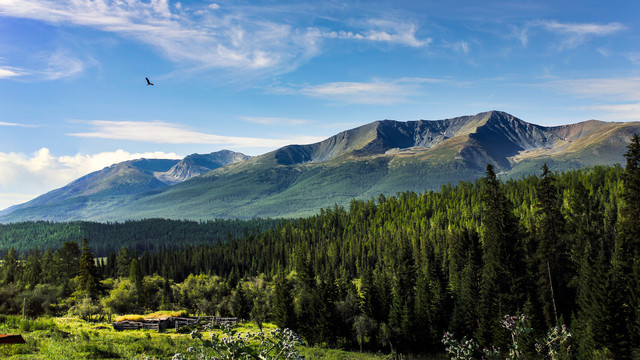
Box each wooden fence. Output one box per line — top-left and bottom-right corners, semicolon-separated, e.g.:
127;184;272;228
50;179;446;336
111;316;238;332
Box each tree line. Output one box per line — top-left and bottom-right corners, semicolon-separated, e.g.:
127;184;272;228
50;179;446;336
1;135;640;358
0;217;279;256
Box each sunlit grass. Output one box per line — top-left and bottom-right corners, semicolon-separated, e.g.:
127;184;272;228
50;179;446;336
0;315;428;359
114;310;188;322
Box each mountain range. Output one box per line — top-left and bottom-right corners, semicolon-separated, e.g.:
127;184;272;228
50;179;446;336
2;111;639;223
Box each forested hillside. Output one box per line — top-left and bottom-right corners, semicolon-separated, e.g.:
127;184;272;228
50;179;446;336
0;218;279;256
2;136;640;359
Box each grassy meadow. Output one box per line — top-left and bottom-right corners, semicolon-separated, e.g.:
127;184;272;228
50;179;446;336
0;315;431;360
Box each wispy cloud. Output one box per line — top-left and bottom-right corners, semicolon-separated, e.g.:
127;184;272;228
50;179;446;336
548;77;640;121
547;77;640;102
0;121;35;127
0;0;317;72
582;102;640;121
67;120;324;147
0;66;22;78
1;51;88;81
537;20;626;37
0;148;181;210
0;1;432;76
530;20;626;49
239;116;312;126
450;40;470;54
40;51;86;80
318;19;431;48
297;77;443;105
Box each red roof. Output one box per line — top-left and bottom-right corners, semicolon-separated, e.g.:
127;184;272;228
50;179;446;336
0;334;26;344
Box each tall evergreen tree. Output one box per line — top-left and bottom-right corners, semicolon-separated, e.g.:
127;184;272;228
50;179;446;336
78;238;100;299
24;248;42;287
56;241;80;284
535;164;570;326
230;283;250;320
617;133;640;351
2;247;19;284
477;164;526;346
116;247;133;278
129;257;145;310
272;270;296;330
449;229;482;338
41;249;57;285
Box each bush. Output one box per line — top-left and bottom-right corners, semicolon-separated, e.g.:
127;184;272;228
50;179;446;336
174;323;304;360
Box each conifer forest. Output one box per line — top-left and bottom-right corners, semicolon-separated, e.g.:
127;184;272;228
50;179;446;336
2;135;640;359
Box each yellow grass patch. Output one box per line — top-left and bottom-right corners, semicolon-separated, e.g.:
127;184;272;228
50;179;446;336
114;310;187;322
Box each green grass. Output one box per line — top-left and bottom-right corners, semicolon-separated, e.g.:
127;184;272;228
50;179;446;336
0;316;437;360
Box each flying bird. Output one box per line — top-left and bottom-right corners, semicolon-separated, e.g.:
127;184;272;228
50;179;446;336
146;77;154;86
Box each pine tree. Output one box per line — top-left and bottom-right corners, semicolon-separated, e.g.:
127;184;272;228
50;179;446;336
230;283;250;320
449;229;482;338
616;133;640;352
56;241;80;284
129;257;145;310
41;249;57;284
78;238;100;299
24;248;42;287
273;270;296;330
535;164;570;326
477;164;526;346
573;236;618;358
2;247;19;284
116;247;133;278
160;276;173;310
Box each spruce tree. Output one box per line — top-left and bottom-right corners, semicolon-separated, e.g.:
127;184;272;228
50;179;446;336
129;257;145;310
230;283;250;320
78;238;100;299
24;248;42;287
41;249;57;284
449;229;482;338
273;270;296;330
535;164;570;326
2;247;18;284
617;133;640;352
116;247;133;278
477;164;526;347
56;241;80;284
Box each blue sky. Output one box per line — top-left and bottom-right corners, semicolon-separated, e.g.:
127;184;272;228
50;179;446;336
1;0;639;210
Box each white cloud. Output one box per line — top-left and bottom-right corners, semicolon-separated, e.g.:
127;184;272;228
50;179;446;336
0;121;35;127
548;77;640;121
319;19;431;48
40;51;85;80
0;66;22;78
548;77;640;102
0;1;433;74
239;116;312;126
538;21;626;37
531;20;626;49
0;148;181;210
582;102;640;121
67;120;325;147
452;41;470;54
0;51;85;81
298;77;442;105
0;193;37;211
0;0;320;72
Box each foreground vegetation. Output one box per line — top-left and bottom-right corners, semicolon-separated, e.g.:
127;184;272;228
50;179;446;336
2;135;640;359
0;315;397;360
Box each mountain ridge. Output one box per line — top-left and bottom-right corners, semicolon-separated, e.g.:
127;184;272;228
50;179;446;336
2;111;638;222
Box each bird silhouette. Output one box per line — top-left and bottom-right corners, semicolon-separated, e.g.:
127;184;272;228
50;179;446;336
146;77;154;86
